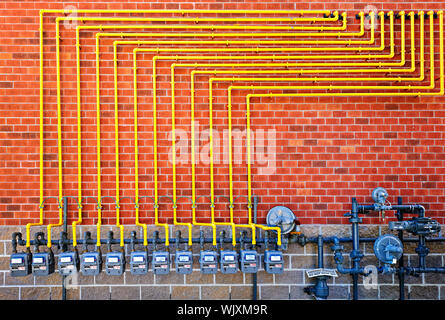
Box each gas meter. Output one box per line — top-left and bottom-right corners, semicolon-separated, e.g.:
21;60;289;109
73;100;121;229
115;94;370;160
80;251;102;276
175;251;193;274
240;250;258;273
152;251;170;275
220;250;238;274
264;250;284;274
10;252;32;277
239;232;258;273
105;251;125;276
32;251;55;276
199;250;218;274
130;251;148;275
58;251;79;276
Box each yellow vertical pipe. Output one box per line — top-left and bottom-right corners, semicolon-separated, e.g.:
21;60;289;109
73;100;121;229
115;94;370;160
189;71;217;247
72;27;82;248
132;49;148;247
46;18;64;249
26;10;45;248
208;76;237;247
152;57;169;247
95;35;102;248
113;43;124;248
170;66;193;247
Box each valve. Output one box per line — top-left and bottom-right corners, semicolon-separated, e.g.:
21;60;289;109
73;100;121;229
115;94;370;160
129;231;148;275
374;234;403;271
371;187;390;220
389;217;441;236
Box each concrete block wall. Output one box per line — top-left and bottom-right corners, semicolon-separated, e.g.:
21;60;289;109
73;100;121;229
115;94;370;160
1;224;444;300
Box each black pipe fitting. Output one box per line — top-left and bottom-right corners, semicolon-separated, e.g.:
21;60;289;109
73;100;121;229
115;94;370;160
130;231;137;252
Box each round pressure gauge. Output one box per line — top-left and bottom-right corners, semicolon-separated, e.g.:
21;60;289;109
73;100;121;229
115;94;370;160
266;206;296;234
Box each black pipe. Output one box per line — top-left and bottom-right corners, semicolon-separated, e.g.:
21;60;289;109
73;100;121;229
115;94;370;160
61;196;68;301
252;195;258;301
396;196;405;300
15;234;445;248
304;235;330;299
350;198;361;300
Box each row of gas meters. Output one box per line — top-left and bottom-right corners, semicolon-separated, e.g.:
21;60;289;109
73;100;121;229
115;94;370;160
10;249;284;277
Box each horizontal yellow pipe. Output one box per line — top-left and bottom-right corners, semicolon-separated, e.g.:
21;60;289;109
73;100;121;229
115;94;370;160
64;11;346;30
43;9;333;15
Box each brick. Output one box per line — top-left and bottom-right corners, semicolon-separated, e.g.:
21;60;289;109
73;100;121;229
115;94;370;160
21;287;50;300
125;272;154;285
201;285;230;299
230;285;253;300
111;286;140;300
260;285;289;300
81;286;111;300
409;286;439;300
0;287;19;300
379;285;407;300
171;286;199;300
51;286;80;300
328;285;350;300
275;270;303;285
141;286;170;300
215;272;244;285
289;286;312;300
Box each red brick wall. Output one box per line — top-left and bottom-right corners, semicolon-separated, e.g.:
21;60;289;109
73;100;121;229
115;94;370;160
0;0;444;232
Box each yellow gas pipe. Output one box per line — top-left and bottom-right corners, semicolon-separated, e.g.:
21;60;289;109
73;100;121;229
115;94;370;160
99;12;371;246
39;8;343;249
55;10;350;249
41;8;438;250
